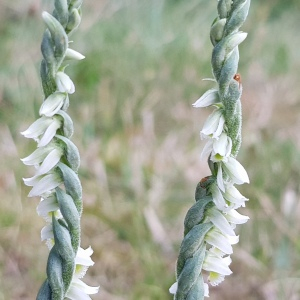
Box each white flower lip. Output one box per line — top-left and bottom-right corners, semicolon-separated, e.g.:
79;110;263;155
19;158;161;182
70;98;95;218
193;88;220;108
56;72;75;94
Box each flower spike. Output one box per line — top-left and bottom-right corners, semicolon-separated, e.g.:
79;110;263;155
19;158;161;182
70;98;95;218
21;0;98;298
171;1;251;298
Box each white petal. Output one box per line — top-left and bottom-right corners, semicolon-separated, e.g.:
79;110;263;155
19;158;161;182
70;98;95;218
75;247;95;267
56;72;75;94
204;283;209;297
38;118;61;147
23;174;43;187
223;157;249;184
213;114;225;138
169;282;178;294
192;89;219;108
207;207;235;236
217;163;225;192
39;92;66;117
225;209;249;224
201;139;213;160
210;183;226;210
36;148;62;176
28;173;62;197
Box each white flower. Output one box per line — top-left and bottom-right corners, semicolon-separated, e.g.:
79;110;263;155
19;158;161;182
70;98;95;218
205;227;239;255
65;48;85;61
211;133;232;162
37;194;59;220
41;224;55;249
64;246;99;299
56;72;75;94
66;277;99;300
24;172;62;197
193;89;220;108
21;116;61;147
75;246;95;279
35;148;63;176
21;146;53;166
222;157;249;184
169;281;178;294
208;272;225;286
38;118;61;147
225;209;249;225
41;224;53;241
201;109;225;139
223;185;248;209
203;251;232;284
21;117;53;140
39;92;67;117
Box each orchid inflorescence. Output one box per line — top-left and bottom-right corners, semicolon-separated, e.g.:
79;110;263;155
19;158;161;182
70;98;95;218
21;0;99;299
170;0;251;299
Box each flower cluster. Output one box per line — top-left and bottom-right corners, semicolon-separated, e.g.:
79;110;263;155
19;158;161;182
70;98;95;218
21;8;98;299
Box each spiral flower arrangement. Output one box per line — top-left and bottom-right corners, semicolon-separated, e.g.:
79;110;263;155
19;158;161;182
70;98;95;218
21;0;99;298
170;0;251;298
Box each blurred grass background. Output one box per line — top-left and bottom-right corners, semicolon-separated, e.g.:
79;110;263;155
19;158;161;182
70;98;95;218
1;0;300;299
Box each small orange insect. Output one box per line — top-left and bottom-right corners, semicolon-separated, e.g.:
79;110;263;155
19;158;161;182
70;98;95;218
233;73;242;88
200;176;209;183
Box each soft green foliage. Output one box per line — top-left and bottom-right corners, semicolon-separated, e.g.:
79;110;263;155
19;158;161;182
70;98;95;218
1;0;300;299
